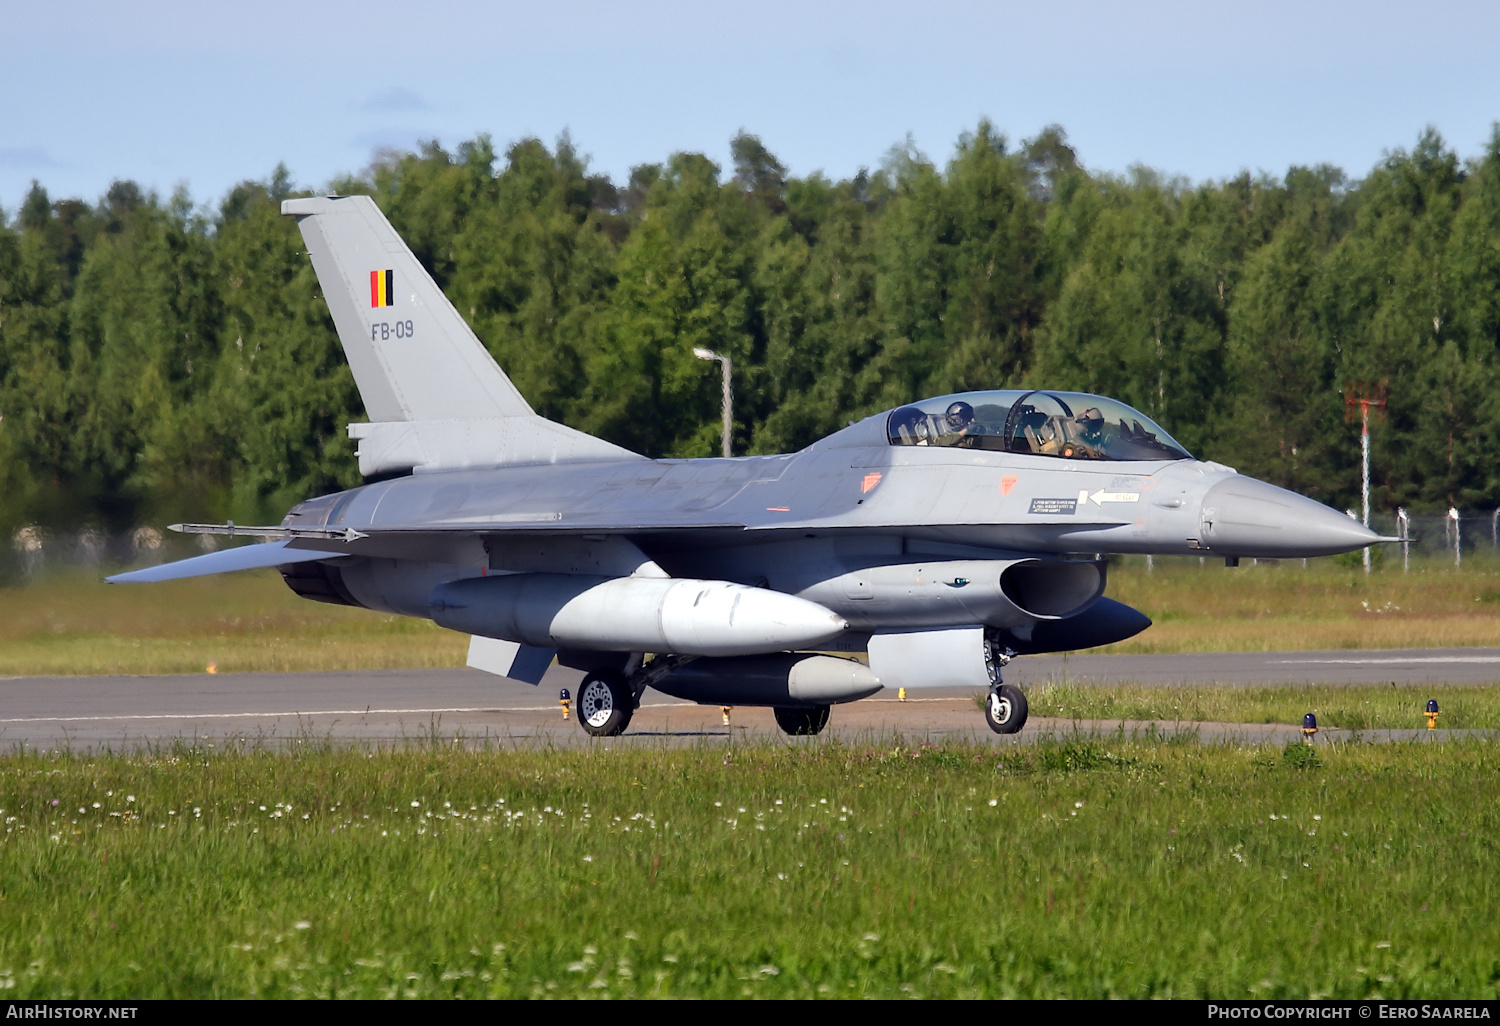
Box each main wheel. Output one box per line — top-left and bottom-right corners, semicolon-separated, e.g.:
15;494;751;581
773;705;830;736
578;670;633;737
984;684;1028;734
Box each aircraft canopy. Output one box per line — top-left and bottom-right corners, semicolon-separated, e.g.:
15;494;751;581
887;390;1192;462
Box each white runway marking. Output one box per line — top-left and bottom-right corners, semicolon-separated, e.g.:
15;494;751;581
1273;656;1500;665
0;700;698;725
0;707;508;724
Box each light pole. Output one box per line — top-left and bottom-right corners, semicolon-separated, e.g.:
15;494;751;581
1397;507;1410;574
1345;383;1386;574
693;347;733;458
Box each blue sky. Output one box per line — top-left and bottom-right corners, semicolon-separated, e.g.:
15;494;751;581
3;0;1498;214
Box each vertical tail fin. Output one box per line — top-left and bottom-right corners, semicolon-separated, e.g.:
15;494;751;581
283;195;640;474
282;194;532;422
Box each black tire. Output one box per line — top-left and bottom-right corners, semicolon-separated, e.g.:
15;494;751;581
773;705;830;736
578;670;633;737
983;684;1028;734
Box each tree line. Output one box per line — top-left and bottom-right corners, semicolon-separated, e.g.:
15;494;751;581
2;122;1498;536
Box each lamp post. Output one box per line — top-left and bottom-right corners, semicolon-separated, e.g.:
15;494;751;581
1397;507;1409;574
1345;383;1387;575
693;347;733;458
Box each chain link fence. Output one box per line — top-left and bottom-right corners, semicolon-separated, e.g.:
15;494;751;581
1369;510;1500;566
3;526;225;584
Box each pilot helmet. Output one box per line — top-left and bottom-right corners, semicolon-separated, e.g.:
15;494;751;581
945;401;974;429
1076;407;1105;434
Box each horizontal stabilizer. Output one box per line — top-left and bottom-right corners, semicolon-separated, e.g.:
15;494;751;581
348;417;638;476
466;635;556;685
105;541;334;584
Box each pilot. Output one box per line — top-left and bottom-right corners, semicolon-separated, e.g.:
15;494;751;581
944;401;976;446
1058;406;1106;458
1075;407;1105;443
888;406;925;445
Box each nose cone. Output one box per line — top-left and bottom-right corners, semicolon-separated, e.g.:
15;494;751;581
1200;475;1380;557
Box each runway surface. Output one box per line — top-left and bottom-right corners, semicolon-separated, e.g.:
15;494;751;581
1;648;1496;750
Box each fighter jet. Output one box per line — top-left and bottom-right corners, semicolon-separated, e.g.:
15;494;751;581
109;195;1386;737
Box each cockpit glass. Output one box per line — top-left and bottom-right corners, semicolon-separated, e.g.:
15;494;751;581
886;390;1191;462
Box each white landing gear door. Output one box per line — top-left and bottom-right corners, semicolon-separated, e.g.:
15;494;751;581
867;626;990;690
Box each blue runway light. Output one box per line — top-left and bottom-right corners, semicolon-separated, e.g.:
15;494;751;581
1301;712;1318;741
1425;699;1439;730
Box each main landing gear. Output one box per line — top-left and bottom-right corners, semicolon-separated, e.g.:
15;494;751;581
576;655;692;738
982;632;1028;735
577;669;633;737
773;705;831;736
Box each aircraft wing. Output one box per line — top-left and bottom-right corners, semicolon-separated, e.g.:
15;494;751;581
105;540;337;584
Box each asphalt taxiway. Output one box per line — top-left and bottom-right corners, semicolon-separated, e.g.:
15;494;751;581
1;648;1495;750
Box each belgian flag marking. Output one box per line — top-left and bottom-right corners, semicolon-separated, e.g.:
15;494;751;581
370;269;394;308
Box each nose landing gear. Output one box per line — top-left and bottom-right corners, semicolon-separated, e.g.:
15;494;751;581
982;630;1028;734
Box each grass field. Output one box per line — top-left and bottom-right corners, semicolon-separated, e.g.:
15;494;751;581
0;570;466;676
0;737;1496;998
3;556;1500;677
1022;683;1500;731
1105;556;1500;652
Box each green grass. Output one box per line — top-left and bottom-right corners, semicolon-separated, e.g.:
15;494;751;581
0;569;465;676
1;737;1498;998
1021;683;1500;731
1103;556;1500;653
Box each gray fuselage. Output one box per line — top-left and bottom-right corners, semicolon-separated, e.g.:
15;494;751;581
279;409;1374;647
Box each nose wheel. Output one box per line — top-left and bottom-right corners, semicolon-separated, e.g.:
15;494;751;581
980;631;1027;734
984;683;1028;734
